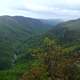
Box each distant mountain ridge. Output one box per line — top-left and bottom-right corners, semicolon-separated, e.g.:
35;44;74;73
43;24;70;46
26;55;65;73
0;15;61;46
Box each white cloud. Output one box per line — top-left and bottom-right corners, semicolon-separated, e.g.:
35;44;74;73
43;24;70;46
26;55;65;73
0;0;80;20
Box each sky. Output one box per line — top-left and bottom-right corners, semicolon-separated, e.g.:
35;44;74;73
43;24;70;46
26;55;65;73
0;0;80;20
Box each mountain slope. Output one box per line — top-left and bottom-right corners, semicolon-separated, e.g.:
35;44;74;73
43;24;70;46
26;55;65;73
48;19;80;43
0;16;61;69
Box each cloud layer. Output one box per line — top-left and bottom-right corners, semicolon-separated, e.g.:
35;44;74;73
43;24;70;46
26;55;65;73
0;0;80;20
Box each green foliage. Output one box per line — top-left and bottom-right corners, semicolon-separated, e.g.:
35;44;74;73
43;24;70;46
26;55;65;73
0;16;54;70
1;17;80;80
43;37;55;47
0;61;33;80
21;60;49;80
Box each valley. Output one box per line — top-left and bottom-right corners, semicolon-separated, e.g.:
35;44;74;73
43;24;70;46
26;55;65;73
0;16;80;80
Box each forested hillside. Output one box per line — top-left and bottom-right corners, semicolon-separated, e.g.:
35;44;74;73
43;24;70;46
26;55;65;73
0;17;80;80
0;16;60;70
48;19;80;44
20;19;80;80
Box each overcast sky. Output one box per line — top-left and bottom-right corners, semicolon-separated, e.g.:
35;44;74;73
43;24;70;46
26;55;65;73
0;0;80;20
